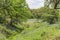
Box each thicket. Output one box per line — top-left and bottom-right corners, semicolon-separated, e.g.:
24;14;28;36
0;0;32;38
31;7;59;24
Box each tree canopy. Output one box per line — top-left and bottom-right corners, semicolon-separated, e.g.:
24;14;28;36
45;0;60;9
0;0;32;25
0;0;32;37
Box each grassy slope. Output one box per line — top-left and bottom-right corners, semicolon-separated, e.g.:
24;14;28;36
9;22;60;40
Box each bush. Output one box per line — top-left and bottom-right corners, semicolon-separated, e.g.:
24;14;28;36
31;7;59;24
40;8;59;24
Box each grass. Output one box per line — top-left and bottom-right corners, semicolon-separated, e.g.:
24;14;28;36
8;22;60;40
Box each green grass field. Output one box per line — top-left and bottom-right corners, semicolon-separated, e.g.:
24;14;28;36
7;22;60;40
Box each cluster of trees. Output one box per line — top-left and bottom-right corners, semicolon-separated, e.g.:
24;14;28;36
31;7;59;24
31;0;60;24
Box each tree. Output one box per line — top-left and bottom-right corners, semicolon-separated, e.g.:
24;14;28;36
0;0;32;37
31;7;59;24
45;0;60;9
0;0;32;25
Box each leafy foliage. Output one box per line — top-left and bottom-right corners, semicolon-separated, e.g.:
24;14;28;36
0;0;60;40
45;0;60;9
0;0;32;38
9;22;60;40
31;7;59;24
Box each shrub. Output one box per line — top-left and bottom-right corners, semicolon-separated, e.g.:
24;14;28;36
40;8;59;24
32;7;59;24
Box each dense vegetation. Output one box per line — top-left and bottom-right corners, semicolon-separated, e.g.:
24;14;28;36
10;22;60;40
31;7;59;24
0;0;60;40
0;0;32;39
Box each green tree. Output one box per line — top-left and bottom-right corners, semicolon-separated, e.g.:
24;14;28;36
0;0;32;25
31;7;59;24
45;0;60;9
0;0;32;37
